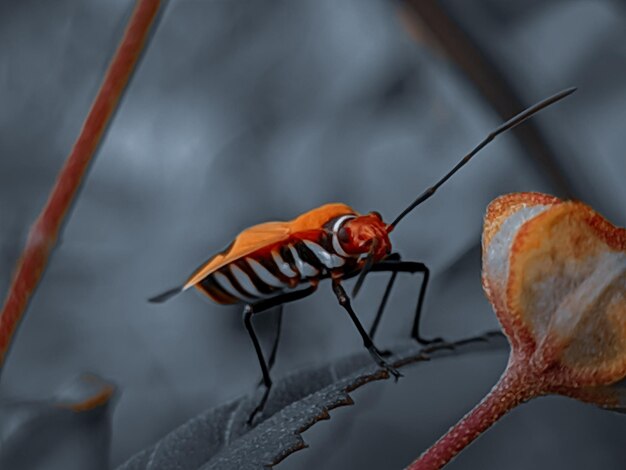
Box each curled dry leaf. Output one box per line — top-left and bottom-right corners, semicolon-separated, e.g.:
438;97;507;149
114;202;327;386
482;192;626;397
410;192;626;470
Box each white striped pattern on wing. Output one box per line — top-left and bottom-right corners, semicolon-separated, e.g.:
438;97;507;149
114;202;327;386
288;245;318;278
213;271;255;302
303;240;345;269
246;258;285;288
271;250;297;278
230;264;264;298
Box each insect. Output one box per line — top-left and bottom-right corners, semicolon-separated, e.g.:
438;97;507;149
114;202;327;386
150;87;575;423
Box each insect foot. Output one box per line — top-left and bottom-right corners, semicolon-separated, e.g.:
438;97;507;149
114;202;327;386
415;336;445;346
368;347;403;381
385;363;403;382
247;385;271;427
378;349;393;357
408;192;626;470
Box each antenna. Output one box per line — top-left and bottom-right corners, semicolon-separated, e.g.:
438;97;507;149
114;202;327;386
388;87;576;230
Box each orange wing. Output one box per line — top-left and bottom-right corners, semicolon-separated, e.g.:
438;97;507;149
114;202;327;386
183;203;357;289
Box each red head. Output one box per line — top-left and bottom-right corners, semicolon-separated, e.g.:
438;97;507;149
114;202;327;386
333;212;392;261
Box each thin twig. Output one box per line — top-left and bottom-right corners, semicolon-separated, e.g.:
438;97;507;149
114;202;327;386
0;0;161;377
406;361;533;470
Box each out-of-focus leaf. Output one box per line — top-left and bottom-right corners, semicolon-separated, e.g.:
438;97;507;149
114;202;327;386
0;373;116;470
118;332;505;470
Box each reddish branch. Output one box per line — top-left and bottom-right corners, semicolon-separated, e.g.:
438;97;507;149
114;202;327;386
0;0;161;375
407;360;537;469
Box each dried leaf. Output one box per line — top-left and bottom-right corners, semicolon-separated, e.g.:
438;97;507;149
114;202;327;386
482;192;626;394
408;192;626;469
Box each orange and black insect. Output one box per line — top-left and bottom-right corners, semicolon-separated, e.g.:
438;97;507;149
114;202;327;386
150;87;575;422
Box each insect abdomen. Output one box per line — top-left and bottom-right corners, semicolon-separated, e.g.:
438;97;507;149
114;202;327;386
195;237;349;304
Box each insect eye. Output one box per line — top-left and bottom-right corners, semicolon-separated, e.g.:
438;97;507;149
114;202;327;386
338;227;350;244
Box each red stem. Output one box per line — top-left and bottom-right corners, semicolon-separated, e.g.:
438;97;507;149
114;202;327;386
0;0;160;375
407;363;537;470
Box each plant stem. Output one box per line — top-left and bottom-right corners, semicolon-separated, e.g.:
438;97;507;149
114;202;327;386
407;362;537;470
0;0;161;377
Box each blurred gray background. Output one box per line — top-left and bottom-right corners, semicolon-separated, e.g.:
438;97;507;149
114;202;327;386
1;0;625;468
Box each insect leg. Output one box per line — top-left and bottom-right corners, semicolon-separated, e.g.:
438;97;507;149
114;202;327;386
267;304;283;372
257;304;284;386
243;304;272;425
331;280;402;380
244;285;317;424
369;252;402;340
369;270;398;340
370;260;442;345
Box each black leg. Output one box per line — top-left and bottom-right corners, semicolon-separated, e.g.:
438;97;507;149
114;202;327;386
370;260;441;345
244;305;271;425
345;252;401;340
267;304;283;372
369;270;397;340
331;280;402;380
257;304;284;386
410;263;437;344
243;285;317;425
